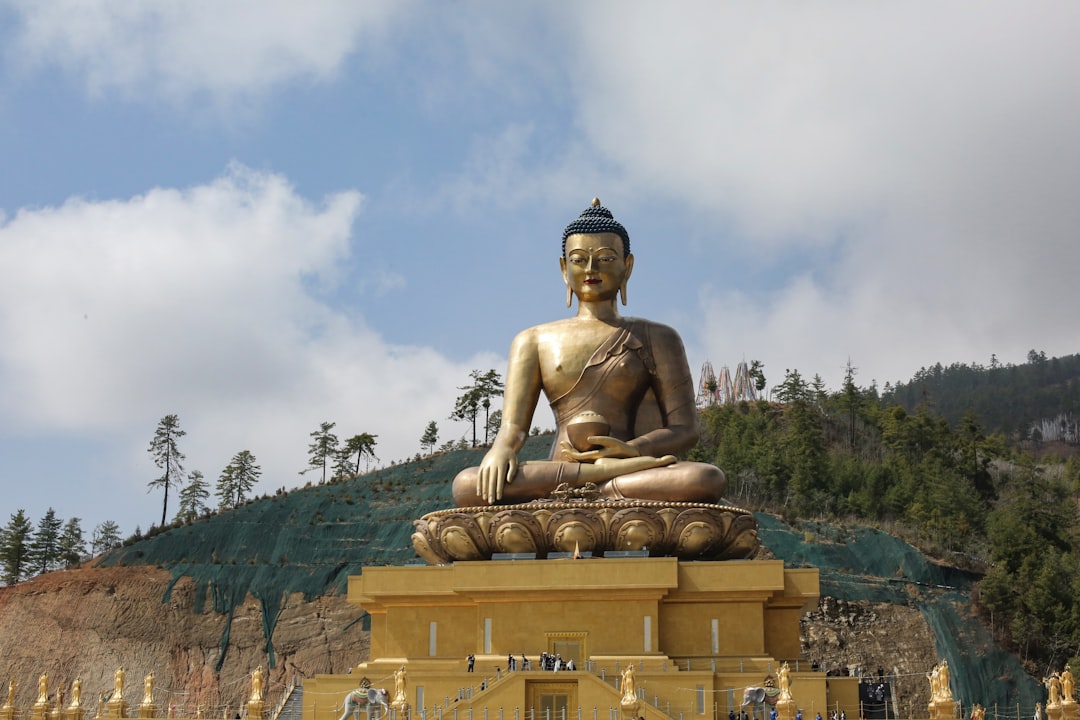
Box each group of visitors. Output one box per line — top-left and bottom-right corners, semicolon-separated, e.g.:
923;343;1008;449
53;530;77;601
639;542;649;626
465;652;577;675
538;652;575;671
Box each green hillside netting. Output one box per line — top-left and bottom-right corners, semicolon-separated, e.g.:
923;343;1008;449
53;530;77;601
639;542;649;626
755;514;1042;710
101;438;1041;706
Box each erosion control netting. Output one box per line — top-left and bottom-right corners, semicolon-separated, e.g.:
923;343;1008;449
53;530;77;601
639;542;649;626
99;435;555;669
756;515;1042;710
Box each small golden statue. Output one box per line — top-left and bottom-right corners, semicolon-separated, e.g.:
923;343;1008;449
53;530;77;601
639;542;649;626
37;674;49;706
620;664;636;704
971;706;985;720
250;666;265;703
142;673;154;707
1062;666;1075;704
392;666;407;706
778;661;792;700
106;667;128;720
1047;673;1063;707
927;660;956;720
619;663;640;718
245;665;267;720
31;674;49;720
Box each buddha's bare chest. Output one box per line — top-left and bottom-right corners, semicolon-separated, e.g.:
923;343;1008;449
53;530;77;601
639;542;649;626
534;322;648;399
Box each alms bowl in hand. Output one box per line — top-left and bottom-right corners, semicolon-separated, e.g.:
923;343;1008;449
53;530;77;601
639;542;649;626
566;412;611;452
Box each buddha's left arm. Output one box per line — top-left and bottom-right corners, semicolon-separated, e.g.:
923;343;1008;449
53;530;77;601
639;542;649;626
627;323;700;458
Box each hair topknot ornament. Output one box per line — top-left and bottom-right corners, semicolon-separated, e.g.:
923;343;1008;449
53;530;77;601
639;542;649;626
561;197;630;256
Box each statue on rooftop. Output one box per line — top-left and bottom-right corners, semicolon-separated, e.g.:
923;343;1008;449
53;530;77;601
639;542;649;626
452;199;726;507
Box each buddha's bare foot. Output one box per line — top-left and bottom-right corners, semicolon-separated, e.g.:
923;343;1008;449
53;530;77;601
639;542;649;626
581;455;676;484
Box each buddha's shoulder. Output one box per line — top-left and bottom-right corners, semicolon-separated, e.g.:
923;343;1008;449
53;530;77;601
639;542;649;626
623;316;683;340
517;317;579;336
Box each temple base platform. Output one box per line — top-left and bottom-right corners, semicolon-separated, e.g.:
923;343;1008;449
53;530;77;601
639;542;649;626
303;557;862;720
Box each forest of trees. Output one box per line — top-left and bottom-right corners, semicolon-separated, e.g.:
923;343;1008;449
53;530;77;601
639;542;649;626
690;351;1080;677
0;510;120;584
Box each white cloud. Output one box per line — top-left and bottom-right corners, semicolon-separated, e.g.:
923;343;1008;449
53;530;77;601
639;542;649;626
0;165;495;531
5;0;407;107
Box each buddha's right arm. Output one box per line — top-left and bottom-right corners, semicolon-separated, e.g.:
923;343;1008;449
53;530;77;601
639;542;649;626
476;330;543;500
495;328;544;455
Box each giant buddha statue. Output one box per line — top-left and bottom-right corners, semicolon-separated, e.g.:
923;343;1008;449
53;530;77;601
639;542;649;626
413;199;757;563
451;198;726;507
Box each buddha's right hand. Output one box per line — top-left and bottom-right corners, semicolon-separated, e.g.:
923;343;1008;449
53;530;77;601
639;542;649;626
477;446;518;504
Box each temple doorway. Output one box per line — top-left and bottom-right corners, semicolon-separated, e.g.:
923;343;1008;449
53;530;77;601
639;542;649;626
527;681;577;720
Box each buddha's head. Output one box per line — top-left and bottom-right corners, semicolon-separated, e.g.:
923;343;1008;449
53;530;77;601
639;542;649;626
560;198;634;307
562;197;630;257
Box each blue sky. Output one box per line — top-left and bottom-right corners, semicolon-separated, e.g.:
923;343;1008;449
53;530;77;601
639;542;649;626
2;2;1079;542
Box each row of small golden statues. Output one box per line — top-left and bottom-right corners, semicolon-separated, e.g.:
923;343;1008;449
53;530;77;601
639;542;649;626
2;666;266;720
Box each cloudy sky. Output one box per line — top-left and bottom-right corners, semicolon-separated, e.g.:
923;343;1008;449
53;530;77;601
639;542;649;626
1;1;1078;541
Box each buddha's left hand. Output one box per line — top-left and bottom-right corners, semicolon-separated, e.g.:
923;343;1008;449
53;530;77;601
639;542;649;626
560;435;641;462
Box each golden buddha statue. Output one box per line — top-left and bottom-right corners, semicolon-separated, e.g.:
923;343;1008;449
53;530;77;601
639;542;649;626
415;200;757;563
452;199;726;507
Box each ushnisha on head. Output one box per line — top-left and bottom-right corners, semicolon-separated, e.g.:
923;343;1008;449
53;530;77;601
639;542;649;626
560;198;634;307
562;197;630;257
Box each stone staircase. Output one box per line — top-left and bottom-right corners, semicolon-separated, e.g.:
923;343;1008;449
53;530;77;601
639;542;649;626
273;683;303;720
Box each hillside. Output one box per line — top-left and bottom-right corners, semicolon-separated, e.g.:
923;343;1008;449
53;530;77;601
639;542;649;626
0;435;1042;715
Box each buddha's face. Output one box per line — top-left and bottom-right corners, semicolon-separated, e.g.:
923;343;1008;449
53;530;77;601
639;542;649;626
561;232;634;303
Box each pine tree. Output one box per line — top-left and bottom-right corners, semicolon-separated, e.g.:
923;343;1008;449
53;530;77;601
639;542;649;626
0;509;32;585
58;517;87;569
841;359;861;451
420;421;439;455
217;450;262;509
450;369;504;446
304;422;339;483
91;520;122;555
28;508;63;575
176;470;210;522
147;414;186;527
339;433;378;476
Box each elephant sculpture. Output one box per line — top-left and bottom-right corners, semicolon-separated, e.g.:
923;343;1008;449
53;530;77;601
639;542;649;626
338;687;390;720
742;686;780;719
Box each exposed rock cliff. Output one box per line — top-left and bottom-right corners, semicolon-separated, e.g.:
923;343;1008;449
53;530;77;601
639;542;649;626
0;563;366;715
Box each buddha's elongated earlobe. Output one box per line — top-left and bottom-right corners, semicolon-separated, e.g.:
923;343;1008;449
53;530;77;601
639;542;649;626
566;283;574;308
620;281;628;306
